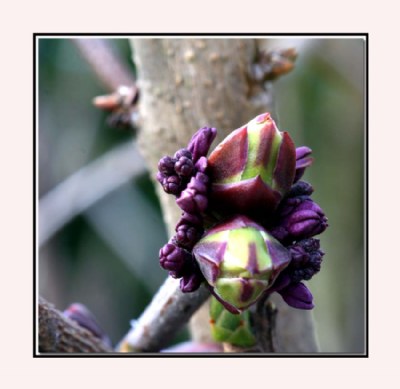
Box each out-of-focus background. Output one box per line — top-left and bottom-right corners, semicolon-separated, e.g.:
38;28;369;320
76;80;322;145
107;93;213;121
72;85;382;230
38;37;365;353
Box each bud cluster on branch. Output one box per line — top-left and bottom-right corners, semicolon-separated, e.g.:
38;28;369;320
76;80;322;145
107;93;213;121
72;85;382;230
156;112;328;319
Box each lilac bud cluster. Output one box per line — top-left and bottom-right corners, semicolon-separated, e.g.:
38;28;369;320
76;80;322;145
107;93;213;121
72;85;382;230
156;122;328;312
157;127;217;293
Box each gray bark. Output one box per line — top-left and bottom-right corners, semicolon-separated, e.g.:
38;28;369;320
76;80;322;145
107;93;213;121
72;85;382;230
131;38;318;352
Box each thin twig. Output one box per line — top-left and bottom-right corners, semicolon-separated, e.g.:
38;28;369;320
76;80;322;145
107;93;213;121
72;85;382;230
38;297;112;353
117;277;210;352
39;141;146;247
73;39;136;92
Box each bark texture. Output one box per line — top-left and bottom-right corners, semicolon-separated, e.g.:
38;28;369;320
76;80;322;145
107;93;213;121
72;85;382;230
38;297;112;353
131;38;318;352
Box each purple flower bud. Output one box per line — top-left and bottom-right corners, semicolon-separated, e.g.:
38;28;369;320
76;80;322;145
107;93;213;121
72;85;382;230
63;303;111;346
188;126;217;162
294;146;313;182
174;148;193;160
175;156;194;177
207;113;296;221
278;282;314;310
158;156;177;176
180;271;203;292
177;189;208;214
159;242;191;272
176;172;210;214
285;199;328;239
194;156;208;173
162;175;182;195
176;223;202;249
270;197;328;243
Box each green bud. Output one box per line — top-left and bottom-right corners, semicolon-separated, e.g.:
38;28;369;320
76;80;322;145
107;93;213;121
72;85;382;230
193;215;291;313
209;297;256;347
207;112;296;220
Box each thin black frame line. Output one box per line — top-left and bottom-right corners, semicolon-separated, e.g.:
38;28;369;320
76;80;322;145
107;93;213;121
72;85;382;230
34;33;369;357
33;32;368;37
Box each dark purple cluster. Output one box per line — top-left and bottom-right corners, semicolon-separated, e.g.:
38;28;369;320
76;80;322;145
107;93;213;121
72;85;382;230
263;178;327;309
157;127;217;292
157;149;195;195
265;237;325;309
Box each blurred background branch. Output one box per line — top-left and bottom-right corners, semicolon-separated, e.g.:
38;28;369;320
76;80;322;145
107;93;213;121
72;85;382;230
39;141;146;246
74;39;136;91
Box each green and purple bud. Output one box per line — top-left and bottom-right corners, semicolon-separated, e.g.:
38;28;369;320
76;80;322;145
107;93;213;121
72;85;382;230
207;113;296;221
192;215;291;314
209;297;256;347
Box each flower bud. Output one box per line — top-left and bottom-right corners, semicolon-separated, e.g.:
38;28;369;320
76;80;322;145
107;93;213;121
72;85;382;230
174;148;193;160
174;156;194;177
270;197;328;243
278;282;314;310
158;156;176;176
159;242;191;273
162;175;182;195
207;113;296;220
176;172;209;214
175;223;202;249
193;215;291;313
209;297;256;347
294;146;313;182
188;127;217;162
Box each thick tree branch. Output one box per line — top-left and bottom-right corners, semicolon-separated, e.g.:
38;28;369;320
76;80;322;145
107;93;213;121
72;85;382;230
38;297;112;353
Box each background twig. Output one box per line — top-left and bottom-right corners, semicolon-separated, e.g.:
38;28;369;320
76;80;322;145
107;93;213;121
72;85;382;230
39;141;146;246
74;39;136;92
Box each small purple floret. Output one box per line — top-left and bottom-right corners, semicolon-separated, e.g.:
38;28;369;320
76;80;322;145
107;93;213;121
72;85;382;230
158;156;176;176
285;199;328;239
294;146;313;183
175;156;194;177
162;175;182;195
278;282;314;310
188;127;217;162
174;148;193;160
159;242;190;272
271;197;328;243
176;223;202;249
